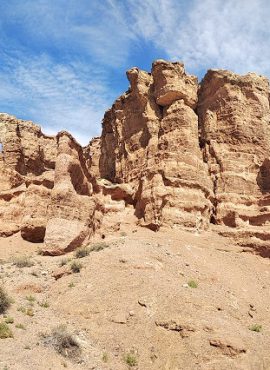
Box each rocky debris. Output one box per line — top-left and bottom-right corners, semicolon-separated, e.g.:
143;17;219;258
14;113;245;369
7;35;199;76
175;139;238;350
209;337;247;357
52;265;72;280
155;319;196;338
110;312;128;324
1;60;270;254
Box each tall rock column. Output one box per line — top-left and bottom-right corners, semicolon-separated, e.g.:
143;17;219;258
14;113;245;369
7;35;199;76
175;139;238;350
99;60;213;230
43;132;100;255
198;70;270;227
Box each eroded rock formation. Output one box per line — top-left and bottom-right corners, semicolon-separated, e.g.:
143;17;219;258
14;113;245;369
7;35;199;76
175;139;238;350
1;60;270;255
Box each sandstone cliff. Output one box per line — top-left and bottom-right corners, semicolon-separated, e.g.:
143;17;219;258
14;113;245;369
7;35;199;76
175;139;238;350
1;60;270;255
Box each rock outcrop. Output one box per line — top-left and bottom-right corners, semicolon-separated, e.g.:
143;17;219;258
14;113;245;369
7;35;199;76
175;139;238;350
1;60;270;256
99;60;213;230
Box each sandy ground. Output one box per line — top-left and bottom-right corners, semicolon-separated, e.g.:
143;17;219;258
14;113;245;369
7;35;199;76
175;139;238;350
0;226;270;370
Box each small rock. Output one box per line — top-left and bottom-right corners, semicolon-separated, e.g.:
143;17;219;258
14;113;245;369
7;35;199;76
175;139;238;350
52;266;72;280
111;313;127;324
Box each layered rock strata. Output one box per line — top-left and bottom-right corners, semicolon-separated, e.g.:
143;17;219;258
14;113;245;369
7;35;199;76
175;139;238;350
99;60;213;230
1;60;270;256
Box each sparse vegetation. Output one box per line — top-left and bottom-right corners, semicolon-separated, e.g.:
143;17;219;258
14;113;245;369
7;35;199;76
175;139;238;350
26;308;34;317
15;323;26;330
4;317;14;324
0;286;11;314
102;352;108;363
43;325;81;360
17;306;26;313
70;260;82;273
90;242;109;252
124;352;138;367
249;324;262;332
12;256;34;268
36;248;43;256
68;282;75;288
25;295;36;303
38;300;49;308
75;247;90;259
188;280;198;288
0;322;13;339
60;258;68;266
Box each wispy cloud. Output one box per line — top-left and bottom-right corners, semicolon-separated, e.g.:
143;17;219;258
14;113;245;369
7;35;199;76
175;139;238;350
0;51;112;144
123;0;270;77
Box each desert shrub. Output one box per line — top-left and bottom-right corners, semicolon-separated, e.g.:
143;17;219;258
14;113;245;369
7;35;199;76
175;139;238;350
124;352;138;367
15;323;26;330
102;352;108;363
249;324;262;332
17;306;26;313
188;280;198;288
25;295;35;303
25;308;34;317
12;256;34;268
4;317;14;324
59;258;68;266
70;261;82;273
75;247;90;259
43;325;81;360
0;286;11;314
0;322;13;339
90;242;109;252
38;300;49;308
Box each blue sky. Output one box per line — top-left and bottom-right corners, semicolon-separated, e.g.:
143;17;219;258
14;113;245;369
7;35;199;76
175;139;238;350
0;0;270;145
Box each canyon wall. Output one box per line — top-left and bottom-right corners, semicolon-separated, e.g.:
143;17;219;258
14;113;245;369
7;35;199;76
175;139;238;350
1;60;270;255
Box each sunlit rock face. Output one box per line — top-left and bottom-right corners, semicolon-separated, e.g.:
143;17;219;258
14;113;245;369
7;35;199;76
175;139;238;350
1;60;270;255
99;61;213;230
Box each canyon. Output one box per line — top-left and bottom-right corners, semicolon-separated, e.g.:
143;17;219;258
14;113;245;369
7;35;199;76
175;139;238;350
1;60;270;370
0;60;270;256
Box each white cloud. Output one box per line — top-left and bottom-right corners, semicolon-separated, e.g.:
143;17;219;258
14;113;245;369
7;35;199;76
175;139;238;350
124;0;270;77
0;52;111;145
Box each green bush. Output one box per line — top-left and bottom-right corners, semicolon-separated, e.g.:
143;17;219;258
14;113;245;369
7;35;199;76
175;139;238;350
4;317;14;324
44;325;81;360
249;324;262;332
0;286;11;314
70;261;82;273
188;280;198;288
75;247;90;259
90;242;109;252
124;352;138;367
15;323;26;330
12;256;34;268
0;322;13;339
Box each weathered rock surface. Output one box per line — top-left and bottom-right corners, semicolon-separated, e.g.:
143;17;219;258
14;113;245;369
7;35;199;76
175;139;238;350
1;60;270;255
0;114;57;241
99;61;213;230
198;70;270;254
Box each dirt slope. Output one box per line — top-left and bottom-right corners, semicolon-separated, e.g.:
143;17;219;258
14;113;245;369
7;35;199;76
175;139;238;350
0;225;269;370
